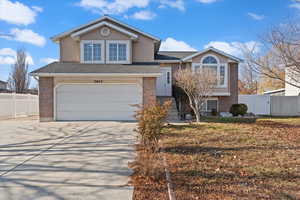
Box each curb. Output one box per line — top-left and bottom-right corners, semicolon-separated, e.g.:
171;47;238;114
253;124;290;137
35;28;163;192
161;150;176;200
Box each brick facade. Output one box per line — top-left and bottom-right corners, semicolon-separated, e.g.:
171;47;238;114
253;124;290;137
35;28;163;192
143;77;156;106
218;63;238;112
39;77;54;122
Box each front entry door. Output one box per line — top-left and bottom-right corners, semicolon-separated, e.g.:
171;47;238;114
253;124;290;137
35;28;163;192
156;67;172;96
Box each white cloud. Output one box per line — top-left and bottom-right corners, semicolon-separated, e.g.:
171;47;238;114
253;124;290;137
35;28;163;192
0;0;42;25
4;28;46;47
204;41;261;57
40;57;58;64
196;0;219;4
0;48;34;65
160;37;196;51
131;10;156;20
0;48;16;57
0;56;15;65
31;6;43;13
78;0;150;14
290;2;300;10
159;0;185;11
247;12;265;21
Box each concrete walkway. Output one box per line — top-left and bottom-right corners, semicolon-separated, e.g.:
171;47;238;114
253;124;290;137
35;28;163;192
0;118;136;200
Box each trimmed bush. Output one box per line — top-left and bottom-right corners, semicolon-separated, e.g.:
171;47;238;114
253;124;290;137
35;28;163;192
230;104;248;116
133;101;171;152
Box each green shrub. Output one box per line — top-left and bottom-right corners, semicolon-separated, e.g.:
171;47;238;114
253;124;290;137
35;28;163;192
239;104;248;115
230;104;248;116
133;101;171;152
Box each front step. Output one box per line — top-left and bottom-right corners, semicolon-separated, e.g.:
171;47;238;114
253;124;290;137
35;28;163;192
157;97;179;121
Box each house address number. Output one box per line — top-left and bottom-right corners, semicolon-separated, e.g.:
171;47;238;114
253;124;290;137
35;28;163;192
94;80;103;83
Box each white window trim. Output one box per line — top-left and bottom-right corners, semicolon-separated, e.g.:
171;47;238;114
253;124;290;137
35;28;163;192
80;40;105;64
192;55;228;88
106;40;131;64
201;98;219;112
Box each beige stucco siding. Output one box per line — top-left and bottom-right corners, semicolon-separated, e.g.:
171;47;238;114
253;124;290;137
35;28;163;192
59;19;156;63
80;26;131;40
132;35;154;62
60;36;80;62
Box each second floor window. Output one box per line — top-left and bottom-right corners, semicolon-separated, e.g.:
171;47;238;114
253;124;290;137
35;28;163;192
81;40;104;63
107;40;130;63
192;55;227;87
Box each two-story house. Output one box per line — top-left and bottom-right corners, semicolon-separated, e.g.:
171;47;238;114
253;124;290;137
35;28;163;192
31;16;241;121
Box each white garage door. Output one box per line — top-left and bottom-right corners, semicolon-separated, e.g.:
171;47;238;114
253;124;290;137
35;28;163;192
56;84;142;121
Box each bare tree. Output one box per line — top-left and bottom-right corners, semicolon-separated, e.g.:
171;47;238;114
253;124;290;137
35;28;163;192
242;21;300;89
8;49;30;93
174;68;217;122
239;62;259;94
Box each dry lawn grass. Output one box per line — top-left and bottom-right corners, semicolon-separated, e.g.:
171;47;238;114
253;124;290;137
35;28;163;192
161;118;300;200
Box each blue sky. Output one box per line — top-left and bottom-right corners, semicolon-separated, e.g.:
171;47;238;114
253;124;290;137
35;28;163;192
0;0;299;85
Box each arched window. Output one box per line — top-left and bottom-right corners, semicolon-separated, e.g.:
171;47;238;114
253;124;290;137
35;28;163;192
192;54;227;87
202;56;218;64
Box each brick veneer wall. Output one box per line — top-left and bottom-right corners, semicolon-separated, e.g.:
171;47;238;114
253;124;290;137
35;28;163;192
39;77;54;122
219;63;238;112
143;77;156;106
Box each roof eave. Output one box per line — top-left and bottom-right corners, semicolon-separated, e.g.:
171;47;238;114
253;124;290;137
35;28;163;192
29;72;162;78
181;47;243;63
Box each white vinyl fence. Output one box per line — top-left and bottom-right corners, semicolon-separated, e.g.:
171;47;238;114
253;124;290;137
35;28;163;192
239;95;300;116
270;96;300;116
238;95;271;115
0;93;39;119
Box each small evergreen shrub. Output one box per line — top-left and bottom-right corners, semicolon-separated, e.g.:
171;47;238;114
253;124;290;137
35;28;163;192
230;104;248;116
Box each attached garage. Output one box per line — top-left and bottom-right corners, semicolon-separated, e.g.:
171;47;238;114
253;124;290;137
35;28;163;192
55;83;142;121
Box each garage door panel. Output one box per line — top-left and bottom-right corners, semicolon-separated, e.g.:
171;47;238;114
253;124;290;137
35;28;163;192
57;104;138;112
57;84;141;93
56;84;142;121
57;95;141;104
57;111;136;121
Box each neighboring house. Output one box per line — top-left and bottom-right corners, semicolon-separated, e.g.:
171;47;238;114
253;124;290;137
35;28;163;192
0;80;7;91
285;67;300;96
263;88;285;96
30;15;241;122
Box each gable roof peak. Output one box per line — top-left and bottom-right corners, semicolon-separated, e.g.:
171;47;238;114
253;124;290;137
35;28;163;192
51;15;160;42
181;47;243;62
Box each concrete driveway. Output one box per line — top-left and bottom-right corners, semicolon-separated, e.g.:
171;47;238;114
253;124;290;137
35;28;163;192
0;118;137;200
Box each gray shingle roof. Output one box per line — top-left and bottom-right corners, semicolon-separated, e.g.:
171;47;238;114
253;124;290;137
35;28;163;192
156;51;197;60
30;62;160;75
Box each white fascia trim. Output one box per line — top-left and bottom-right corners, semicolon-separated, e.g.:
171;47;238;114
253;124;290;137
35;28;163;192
71;21;138;40
52;15;160;42
182;47;242;62
155;60;181;63
211;92;231;96
30;73;162;77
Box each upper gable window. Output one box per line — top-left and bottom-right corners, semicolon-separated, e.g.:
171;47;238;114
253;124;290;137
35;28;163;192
106;40;130;64
192;54;227;87
80;40;104;64
202;56;218;64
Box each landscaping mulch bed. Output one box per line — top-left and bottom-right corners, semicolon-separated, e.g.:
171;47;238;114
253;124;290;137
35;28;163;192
129;145;169;200
161;118;300;200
